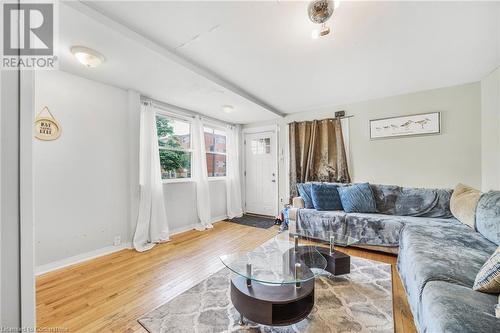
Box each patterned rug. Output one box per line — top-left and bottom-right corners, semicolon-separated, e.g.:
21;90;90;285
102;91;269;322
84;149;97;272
138;256;393;333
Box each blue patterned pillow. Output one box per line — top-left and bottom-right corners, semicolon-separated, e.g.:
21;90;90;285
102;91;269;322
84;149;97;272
310;183;343;211
473;246;500;293
337;183;377;213
297;183;314;209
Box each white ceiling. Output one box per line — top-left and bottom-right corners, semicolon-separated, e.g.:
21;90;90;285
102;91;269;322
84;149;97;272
59;1;500;123
58;3;279;124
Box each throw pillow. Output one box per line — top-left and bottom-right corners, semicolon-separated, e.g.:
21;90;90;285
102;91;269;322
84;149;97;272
310;183;343;211
475;190;500;246
297;183;314;209
473;246;500;294
450;183;482;229
337;183;377;213
496;294;500;318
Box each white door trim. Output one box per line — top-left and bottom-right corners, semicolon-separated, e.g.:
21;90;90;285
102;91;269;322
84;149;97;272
242;125;279;216
20;70;36;328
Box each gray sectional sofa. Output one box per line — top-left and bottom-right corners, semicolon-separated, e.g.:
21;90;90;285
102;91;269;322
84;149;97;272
292;182;499;333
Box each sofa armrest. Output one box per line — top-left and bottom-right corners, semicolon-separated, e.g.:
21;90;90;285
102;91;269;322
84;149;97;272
288;197;304;222
288;208;297;222
292;196;305;209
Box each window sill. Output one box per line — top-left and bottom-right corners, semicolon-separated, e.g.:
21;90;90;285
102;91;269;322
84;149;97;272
208;177;227;182
162;177;226;184
162;178;194;184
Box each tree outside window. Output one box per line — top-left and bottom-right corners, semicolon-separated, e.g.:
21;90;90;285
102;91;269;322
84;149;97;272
156;114;192;180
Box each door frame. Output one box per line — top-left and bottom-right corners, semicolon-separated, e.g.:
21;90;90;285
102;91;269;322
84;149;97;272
242;125;279;217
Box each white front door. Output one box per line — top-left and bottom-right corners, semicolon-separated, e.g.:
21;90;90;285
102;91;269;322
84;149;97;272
244;131;278;216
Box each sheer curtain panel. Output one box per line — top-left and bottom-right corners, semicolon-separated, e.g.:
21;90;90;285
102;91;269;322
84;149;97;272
225;124;243;219
133;102;169;252
192;116;213;229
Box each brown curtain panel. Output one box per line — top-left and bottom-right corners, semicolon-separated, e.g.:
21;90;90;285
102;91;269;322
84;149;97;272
289;118;350;197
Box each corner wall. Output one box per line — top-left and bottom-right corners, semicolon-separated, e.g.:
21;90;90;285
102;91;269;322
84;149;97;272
481;67;500;191
34;70;130;268
34;70;227;271
244;82;482;203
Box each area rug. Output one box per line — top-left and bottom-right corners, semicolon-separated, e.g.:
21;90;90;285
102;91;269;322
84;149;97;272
225;214;276;229
138;256;393;333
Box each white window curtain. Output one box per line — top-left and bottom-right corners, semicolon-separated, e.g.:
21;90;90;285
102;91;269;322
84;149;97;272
226;125;243;218
133;102;169;252
192;116;213;230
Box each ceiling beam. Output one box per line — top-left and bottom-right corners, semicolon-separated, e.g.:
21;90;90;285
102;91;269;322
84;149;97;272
64;1;285;118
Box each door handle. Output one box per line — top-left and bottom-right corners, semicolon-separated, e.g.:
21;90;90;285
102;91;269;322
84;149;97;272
271;180;276;183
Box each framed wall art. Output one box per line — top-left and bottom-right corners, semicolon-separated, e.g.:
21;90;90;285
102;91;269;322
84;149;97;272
369;112;440;139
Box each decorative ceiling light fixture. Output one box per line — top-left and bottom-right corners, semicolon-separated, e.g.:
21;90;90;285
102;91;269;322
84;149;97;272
308;0;339;39
70;46;105;68
222;105;234;113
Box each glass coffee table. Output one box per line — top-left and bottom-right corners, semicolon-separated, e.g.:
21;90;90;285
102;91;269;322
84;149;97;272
219;230;358;326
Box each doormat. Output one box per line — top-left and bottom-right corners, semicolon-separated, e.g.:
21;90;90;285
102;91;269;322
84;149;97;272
225;214;276;229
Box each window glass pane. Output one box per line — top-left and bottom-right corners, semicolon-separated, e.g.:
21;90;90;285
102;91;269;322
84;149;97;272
204;128;215;153
251;138;270;155
159;150;191;179
206;153;226;177
157;115;191;150
204;126;226;153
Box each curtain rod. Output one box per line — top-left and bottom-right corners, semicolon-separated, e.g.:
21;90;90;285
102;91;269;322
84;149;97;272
140;95;236;128
286;115;354;124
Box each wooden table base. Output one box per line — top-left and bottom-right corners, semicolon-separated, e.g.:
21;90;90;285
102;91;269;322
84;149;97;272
230;275;315;326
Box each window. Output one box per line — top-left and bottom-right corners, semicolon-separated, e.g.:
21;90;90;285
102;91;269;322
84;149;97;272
251;138;270;155
156;114;192;180
204;126;226;177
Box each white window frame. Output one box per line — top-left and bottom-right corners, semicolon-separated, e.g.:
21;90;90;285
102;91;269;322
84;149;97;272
203;123;227;179
155;110;194;184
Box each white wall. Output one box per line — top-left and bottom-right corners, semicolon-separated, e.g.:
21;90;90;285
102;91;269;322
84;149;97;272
34;70;130;267
244;83;482;203
34;71;228;270
481;67;500;191
163;180;227;233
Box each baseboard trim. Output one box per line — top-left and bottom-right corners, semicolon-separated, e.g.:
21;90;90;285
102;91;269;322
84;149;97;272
169;223;200;235
36;216;229;276
211;215;228;223
35;242;133;276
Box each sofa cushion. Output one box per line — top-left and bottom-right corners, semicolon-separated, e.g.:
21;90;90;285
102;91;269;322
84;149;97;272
297;209;458;247
450;183;482;229
371;184;453;218
420;281;499;333
473;246;500;293
476;191;500;245
296;209;347;236
397;223;496;325
344;213;459;247
297;183;315;209
310;183;343;211
337;183;377;213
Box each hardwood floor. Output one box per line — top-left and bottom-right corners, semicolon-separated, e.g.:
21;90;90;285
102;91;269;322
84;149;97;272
36;221;417;333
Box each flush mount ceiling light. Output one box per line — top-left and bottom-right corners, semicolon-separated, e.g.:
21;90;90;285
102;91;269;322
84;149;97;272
70;46;105;68
308;0;339;39
222;105;234;113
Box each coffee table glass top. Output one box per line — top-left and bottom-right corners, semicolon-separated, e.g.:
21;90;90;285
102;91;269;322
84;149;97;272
219;231;327;285
292;229;359;247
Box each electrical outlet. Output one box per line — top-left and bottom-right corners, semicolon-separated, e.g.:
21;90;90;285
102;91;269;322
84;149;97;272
113;236;121;246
